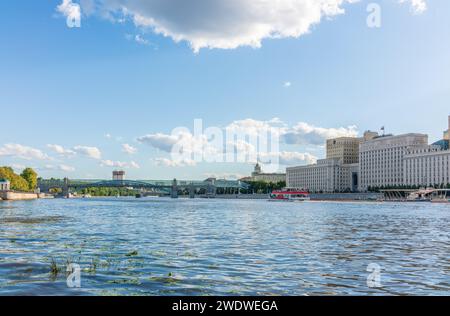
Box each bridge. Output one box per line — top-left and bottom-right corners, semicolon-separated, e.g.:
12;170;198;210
38;178;251;199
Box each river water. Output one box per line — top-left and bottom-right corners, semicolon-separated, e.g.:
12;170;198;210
0;198;448;296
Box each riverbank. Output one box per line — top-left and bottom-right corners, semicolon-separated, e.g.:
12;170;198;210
0;191;54;201
174;192;385;201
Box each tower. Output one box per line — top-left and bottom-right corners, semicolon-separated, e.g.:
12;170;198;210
112;170;125;181
252;162;262;176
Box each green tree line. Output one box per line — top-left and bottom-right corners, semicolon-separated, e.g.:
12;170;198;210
0;166;38;192
242;181;286;194
78;187;138;197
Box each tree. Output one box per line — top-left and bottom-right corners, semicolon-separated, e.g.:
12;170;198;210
0;166;29;191
21;168;38;191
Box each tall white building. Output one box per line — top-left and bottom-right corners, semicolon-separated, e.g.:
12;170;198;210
287;116;450;193
286;159;359;193
286;134;363;193
402;116;450;187
359;133;428;191
403;145;450;187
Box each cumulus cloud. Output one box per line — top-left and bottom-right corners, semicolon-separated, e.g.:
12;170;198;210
47;144;76;157
203;172;246;180
276;151;318;165
282;122;358;145
57;0;81;23
122;143;138;154
153;157;197;167
101;160;140;169
139;118;340;168
59;164;76;172
42;164;76;172
0;144;51;161
73;146;102;160
58;0;428;52
400;0;427;14
137;133;179;152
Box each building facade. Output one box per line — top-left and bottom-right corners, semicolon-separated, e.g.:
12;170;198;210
112;170;125;181
359;133;428;191
404;145;450;187
286;159;358;193
0;179;11;191
287;115;450;192
326;137;362;164
241;163;286;183
286;135;364;193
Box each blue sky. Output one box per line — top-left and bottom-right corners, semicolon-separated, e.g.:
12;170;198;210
0;0;449;180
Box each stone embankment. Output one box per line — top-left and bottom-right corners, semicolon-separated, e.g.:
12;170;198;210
0;191;48;201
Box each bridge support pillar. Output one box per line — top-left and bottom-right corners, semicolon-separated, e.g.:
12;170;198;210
63;178;70;198
171;179;178;199
189;183;195;199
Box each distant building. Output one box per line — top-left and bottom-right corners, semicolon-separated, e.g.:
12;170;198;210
112;170;125;181
241;163;286;183
0;179;11;191
287;159;359;193
404;145;450;187
287;115;450;192
432;115;450;150
286;134;365;192
359;133;429;191
326;137;362;164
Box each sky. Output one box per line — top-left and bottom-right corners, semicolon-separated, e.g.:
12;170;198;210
0;0;449;180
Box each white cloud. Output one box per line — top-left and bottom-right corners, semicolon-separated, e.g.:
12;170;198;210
284;81;292;88
73;146;102;160
0;144;51;161
135;34;149;45
226;118;286;138
153;158;197;167
400;0;427;14
101;160;140;169
47;144;76;157
39;164;76;172
62;0;427;52
203;172;246;180
137;133;179;152
282;122;358;145
122;143;138;154
10;164;26;172
57;0;81;22
138;118;357;168
276;151;318;165
59;164;76;172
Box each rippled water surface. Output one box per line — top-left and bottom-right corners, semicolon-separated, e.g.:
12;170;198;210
0;198;449;296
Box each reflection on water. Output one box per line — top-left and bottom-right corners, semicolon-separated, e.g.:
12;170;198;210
0;198;449;296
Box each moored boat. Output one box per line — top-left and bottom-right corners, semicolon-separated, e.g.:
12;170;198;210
269;188;310;201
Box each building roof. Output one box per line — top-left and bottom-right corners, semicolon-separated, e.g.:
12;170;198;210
0;179;10;183
432;139;449;150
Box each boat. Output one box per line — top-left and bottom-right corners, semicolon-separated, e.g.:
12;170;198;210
406;189;433;202
431;198;450;204
269;188;310;201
